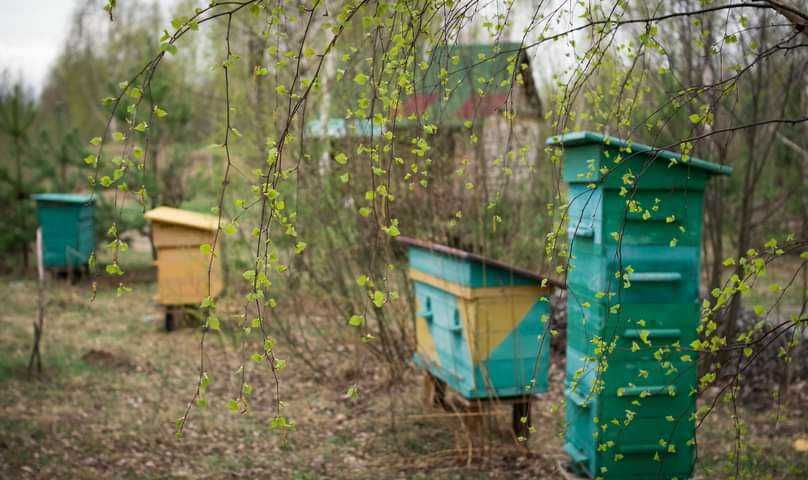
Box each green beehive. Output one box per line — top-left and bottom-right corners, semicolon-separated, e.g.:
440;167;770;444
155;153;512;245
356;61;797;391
546;132;731;479
32;193;96;269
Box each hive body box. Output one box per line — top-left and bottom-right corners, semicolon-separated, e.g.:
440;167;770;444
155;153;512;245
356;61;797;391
144;207;223;306
401;238;554;400
32;193;96;269
547;132;731;479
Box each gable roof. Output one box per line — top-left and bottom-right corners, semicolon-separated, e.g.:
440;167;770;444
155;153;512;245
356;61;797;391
144;206;221;231
398;43;542;127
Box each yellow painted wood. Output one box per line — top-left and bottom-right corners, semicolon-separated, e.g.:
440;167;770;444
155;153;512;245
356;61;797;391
415;298;440;367
151;222;215;248
144;206;220;231
458;297;478;361
457;292;539;363
477;294;538;362
145;206;225;306
408;269;550;300
412;268;550;363
154;246;223;305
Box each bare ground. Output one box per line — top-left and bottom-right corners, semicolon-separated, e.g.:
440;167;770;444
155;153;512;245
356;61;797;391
0;271;806;479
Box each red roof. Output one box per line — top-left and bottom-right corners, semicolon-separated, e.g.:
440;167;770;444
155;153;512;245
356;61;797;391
456;93;509;119
399;93;439;117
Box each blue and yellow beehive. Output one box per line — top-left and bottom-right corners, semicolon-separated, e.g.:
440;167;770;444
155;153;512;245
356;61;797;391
400;237;555;399
32;193;96;269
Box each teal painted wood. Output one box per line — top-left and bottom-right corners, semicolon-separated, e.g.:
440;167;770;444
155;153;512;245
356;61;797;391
407;242;551;399
32;194;96;268
31;193;95;204
474;302;551;397
565;344;696;479
554;133;728;479
413;281;476;395
411;288;551;400
408;245;537;287
567;246;701;304
547;131;733;178
568;184;710;250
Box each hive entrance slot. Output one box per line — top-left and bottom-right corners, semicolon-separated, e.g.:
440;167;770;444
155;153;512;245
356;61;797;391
449;308;462;333
419;297;433;322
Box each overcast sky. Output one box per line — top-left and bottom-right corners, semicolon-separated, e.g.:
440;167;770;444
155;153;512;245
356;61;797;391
0;1;180;95
0;1;81;94
0;1;570;96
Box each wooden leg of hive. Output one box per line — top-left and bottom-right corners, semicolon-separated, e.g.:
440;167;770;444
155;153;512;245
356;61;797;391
463;401;484;439
422;372;435;408
422;373;447;409
164;307;176;332
433;375;447;409
512;398;532;440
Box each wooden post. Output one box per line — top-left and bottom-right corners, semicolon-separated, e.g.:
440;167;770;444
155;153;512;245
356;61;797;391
28;227;45;374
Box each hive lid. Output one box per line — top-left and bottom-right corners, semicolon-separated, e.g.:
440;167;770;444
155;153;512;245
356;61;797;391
144;206;221;231
545;131;733;176
32;193;96;204
396;236;562;288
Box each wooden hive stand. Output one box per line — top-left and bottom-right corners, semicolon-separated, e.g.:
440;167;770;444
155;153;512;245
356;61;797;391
422;372;535;441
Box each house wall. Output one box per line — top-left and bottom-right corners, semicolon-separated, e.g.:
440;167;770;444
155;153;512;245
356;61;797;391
314;80;546;252
450;115;543;196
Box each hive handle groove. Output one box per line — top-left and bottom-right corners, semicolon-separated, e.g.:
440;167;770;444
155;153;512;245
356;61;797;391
617;443;668;454
625;272;682;283
448;309;463;333
625;210;669;222
418;297;434;322
622;328;681;339
570;225;594;238
616;385;675;397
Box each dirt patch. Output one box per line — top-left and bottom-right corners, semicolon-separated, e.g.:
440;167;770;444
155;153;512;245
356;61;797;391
80;349;137;371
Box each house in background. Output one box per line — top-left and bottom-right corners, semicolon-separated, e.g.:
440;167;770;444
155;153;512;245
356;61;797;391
400;42;542;127
393;43;547;253
304;42;546;253
307;42;543;181
397;42;544;192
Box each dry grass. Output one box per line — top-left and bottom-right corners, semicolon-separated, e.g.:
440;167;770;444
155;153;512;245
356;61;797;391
0;267;805;479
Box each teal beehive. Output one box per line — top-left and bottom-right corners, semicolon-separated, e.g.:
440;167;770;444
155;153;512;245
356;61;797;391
32;193;96;269
547;132;731;479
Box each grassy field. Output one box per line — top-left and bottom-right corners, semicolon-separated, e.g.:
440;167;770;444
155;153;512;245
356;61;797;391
0;265;806;479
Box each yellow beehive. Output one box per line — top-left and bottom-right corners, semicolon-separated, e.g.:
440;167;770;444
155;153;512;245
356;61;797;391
144;207;224;306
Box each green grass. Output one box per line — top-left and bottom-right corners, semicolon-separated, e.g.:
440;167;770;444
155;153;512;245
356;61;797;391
0;346;100;383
